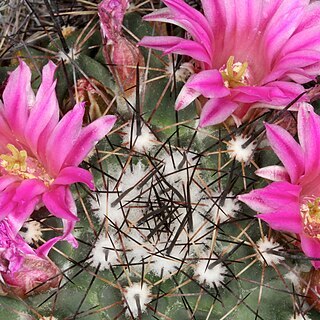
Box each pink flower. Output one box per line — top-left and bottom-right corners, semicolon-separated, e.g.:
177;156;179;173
139;0;320;126
238;104;320;268
0;61;116;251
0;220;61;298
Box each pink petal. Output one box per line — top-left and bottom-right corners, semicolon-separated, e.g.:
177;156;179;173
266;123;304;184
37;189;78;256
175;81;201;111
232;86;275;103
269;82;307;105
300;235;320;269
25;61;59;158
53;167;94;190
46;103;85;176
255;165;290;182
139;36;211;64
238;181;301;214
12;179;47;203
63;115;116;167
297;105;320;181
296;1;320;32
42;186;78;221
257;211;302;234
0;189;16;221
185;70;229;98
2;60;34;140
199;97;238;127
0;104;17;151
36;237;63;257
263;2;305;66
7;197;40;234
0;176;20;192
162;0;213;53
281;26;320;56
272;50;320;80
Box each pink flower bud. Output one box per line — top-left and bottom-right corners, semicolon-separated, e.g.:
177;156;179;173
98;0;129;43
0;220;61;298
98;0;145;100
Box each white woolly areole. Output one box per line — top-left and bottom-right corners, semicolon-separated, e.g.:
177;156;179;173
212;192;240;223
90;236;121;270
289;314;312;320
120;161;151;200
150;245;185;277
166;61;194;83
18;315;34;320
91;192;125;227
19;220;42;244
195;260;226;288
227;135;255;162
56;47;79;63
285;267;302;288
123;282;151;318
256;238;285;265
122;122;156;152
197;191;240;223
162;150;196;185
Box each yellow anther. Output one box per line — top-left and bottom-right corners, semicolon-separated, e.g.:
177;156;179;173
307;197;320;220
226;56;235;80
221;56;249;88
0;144;28;171
301;197;320;239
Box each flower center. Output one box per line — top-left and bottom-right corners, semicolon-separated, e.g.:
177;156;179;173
0;144;53;186
301;197;320;239
220;56;249;88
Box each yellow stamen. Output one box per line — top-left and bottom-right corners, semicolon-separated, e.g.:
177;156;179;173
301;197;320;239
0;144;28;171
226;56;234;79
221;56;249;88
307;197;320;221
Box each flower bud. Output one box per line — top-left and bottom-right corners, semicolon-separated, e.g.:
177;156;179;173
0;220;61;298
98;0;145;102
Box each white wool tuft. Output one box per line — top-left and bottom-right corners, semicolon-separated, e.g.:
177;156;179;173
90;236;121;270
19;220;42;244
56;47;79;63
166;61;194;83
256;238;285;265
123;282;151;318
227;135;255;162
91;192;126;228
289;314;312;320
150;245;185;277
122;122;156;152
195;259;226;288
285;267;302;288
202;191;240;223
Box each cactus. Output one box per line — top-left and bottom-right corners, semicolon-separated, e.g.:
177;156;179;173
0;1;320;319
